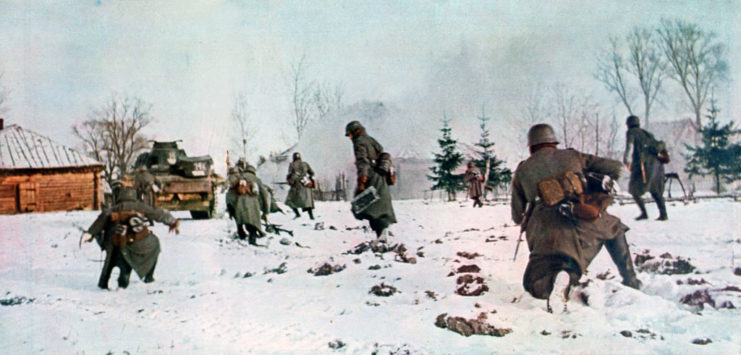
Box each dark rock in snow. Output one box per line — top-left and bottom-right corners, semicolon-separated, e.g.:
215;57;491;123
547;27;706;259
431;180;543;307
435;312;512;337
680;289;715;310
308;262;346;276
425;290;437;301
636;252;696;275
0;296;35;306
328;339;345;349
734;267;741;276
264;262;288;275
719;285;741;292
456;274;489;296
691;338;712;345
457;251;482;259
457;264;481;273
368;265;381;270
369;283;398;297
620;330;632;338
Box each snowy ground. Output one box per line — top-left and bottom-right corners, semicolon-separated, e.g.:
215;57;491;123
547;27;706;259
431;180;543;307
1;196;740;354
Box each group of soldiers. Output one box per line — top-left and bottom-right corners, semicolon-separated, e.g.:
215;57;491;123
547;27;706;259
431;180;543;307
80;116;669;314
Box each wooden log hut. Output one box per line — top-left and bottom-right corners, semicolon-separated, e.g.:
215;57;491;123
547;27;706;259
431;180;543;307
0;119;104;214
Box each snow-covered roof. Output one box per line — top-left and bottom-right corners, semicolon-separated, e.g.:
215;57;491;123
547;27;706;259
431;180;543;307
0;124;103;169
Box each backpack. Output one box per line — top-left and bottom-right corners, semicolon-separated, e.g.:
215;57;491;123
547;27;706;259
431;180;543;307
109;210;150;247
641;129;670;164
376;152;396;185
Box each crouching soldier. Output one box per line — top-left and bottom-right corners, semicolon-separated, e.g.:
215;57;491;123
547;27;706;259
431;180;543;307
226;162;270;245
346;120;397;241
285;152;316;220
80;187;179;289
511;124;641;312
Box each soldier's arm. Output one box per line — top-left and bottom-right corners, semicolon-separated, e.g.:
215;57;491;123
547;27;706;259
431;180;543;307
86;209;111;236
583;152;623;180
141;204;176;227
511;169;526;224
306;163;315;177
354;140;372;178
623;131;634;165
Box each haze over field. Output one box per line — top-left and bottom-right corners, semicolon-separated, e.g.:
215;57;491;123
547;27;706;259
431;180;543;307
0;1;739;171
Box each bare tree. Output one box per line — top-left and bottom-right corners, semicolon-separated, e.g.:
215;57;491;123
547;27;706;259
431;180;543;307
627;27;666;127
290;55;315;141
312;82;345;122
657;19;728;127
550;83;580;148
74;95;152;185
594;37;636;116
231;92;258;160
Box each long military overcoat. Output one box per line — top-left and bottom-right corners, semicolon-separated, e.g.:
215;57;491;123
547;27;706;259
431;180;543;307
623;127;665;196
511;147;627;274
285;160;315;209
226;171;270;233
134;170;156;206
352;134;396;225
465;166;484;199
87;198;176;279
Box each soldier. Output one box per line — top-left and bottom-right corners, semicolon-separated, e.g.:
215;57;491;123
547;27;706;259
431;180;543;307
80;187;179;289
623;115;668;221
464;161;485;208
285;152;316;220
134;166;156;206
511;124;641;312
346;120;397;241
226;162;270;245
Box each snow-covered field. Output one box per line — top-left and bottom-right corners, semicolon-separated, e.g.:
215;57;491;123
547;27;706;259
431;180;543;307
1;196;739;354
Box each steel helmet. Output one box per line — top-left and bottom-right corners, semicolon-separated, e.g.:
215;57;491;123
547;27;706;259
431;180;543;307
626;115;640;128
527;123;559;146
345;120;364;136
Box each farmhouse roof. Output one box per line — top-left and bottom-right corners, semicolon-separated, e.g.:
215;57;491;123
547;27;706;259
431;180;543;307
0;124;103;169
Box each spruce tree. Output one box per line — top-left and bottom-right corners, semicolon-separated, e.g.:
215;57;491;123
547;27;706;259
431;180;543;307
683;101;741;194
429;115;464;201
473;107;512;197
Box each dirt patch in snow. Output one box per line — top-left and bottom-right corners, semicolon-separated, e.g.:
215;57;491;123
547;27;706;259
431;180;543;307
435;312;511;337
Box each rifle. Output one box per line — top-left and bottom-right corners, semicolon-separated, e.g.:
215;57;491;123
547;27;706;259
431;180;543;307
513;202;534;262
263;222;294;237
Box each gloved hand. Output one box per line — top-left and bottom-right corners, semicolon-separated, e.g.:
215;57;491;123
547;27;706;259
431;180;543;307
168;219;180;235
355;175;368;195
601;175;614;193
626;163;632;171
79;232;94;248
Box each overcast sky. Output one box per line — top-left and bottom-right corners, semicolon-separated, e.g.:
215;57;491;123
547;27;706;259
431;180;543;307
0;0;738;167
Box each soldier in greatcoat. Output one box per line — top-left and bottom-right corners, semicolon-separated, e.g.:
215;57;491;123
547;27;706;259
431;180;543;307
511;124;641;311
81;187;179;289
346;120;397;240
285;152;316;220
226;162;270;245
623;115;668;221
464;161;485;207
134;166;156;206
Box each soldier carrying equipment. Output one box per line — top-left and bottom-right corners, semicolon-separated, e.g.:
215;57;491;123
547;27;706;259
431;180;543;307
623;115;669;221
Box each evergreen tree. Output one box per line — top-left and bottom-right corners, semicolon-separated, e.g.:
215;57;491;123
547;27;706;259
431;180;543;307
473;107;512;197
428;115;464;201
683;101;741;194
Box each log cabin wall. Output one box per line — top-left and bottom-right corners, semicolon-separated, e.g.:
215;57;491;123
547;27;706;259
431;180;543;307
0;167;103;214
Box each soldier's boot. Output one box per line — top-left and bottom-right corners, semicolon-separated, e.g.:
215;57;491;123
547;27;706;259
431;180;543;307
292;208;301;219
97;261;115;290
248;231;258;246
236;224;247;240
653;192;668;221
307;208;315;220
118;269;131;289
606;235;642;290
633;195;648;220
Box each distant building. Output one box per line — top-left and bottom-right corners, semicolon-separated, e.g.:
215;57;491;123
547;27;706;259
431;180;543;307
0;119;104;214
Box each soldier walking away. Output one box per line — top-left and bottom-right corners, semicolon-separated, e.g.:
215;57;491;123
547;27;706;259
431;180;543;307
134;166;156;206
346;120;397;242
511;124;641;312
624;115;668;221
226;162;270;245
285;152;316;220
80;187;179;289
465;161;485;208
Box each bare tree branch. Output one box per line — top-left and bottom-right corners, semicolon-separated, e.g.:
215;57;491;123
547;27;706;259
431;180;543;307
230;92;258;160
594;37;636;116
626;26;666;127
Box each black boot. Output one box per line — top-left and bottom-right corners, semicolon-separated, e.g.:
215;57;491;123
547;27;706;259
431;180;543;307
118;269;131;289
633;195;648;220
292;208;301;219
307;208;315;220
144;260;157;283
605;234;642;290
652;192;668;221
248;232;258;246
236;224;247;240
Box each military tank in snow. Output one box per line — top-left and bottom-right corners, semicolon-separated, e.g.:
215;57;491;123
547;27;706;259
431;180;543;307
132;141;220;219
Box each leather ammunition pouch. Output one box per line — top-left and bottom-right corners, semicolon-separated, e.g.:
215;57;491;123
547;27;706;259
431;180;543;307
236;179;254;196
537;171;583;207
110;210;150;247
300;175;316;189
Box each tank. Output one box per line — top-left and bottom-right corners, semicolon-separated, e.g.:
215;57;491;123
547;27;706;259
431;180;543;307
132;141;221;219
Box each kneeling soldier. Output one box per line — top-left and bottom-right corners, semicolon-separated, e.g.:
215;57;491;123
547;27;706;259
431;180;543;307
81;187;179;289
511;124;641;312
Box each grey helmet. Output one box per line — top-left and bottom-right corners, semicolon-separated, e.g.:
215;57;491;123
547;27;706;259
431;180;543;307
117;187;138;203
626;115;640;128
527;123;559;146
345;120;364;136
292;152;301;161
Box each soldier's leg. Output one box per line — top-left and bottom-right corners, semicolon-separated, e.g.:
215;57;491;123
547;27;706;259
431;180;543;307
292;208;301;219
144;258;157;283
305;208;315;220
97;249;116;289
245;225;258;246
117;255;132;289
632;194;648;220
236;223;247;240
368;218;389;238
651;191;668;221
605;234;642;289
